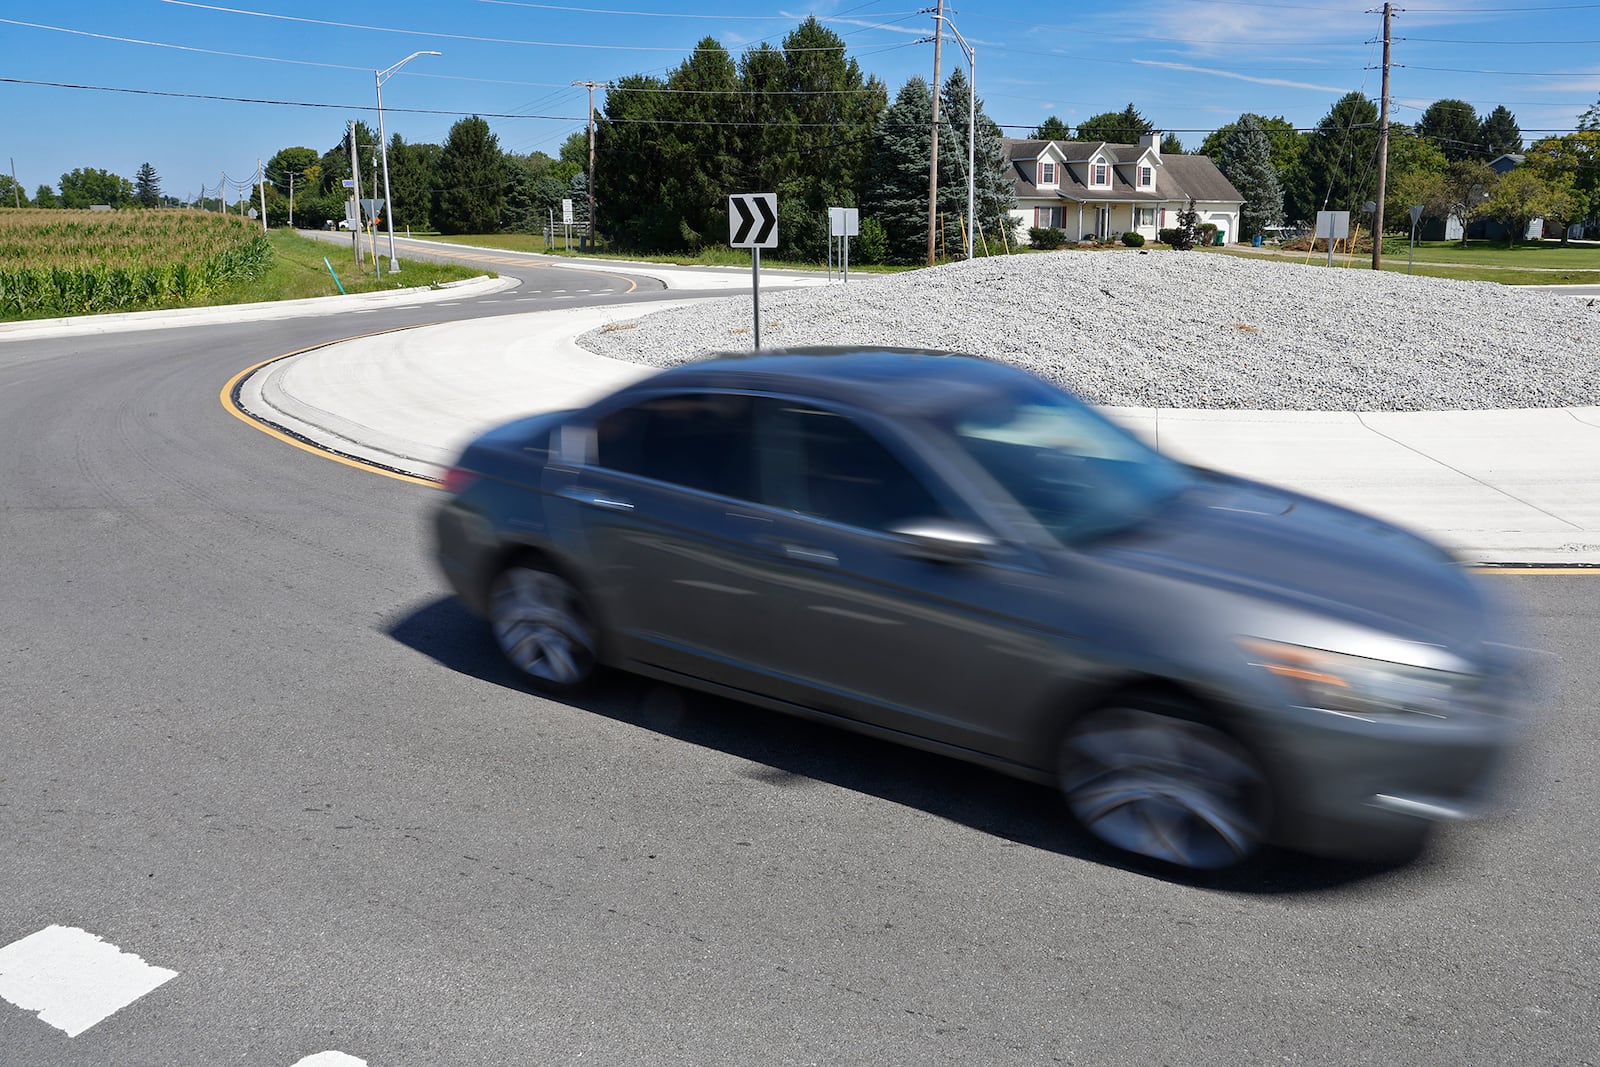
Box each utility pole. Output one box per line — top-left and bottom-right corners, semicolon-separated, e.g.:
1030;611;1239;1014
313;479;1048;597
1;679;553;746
256;159;268;233
1371;2;1394;271
925;0;945;266
573;80;610;250
9;158;18;208
349;122;363;271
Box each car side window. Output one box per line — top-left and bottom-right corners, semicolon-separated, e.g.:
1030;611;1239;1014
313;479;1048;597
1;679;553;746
593;392;755;500
762;402;947;532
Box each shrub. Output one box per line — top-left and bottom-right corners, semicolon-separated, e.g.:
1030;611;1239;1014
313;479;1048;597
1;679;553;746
1121;231;1145;247
1028;226;1068;250
1157;228;1180;245
854;217;888;265
1199;222;1219;245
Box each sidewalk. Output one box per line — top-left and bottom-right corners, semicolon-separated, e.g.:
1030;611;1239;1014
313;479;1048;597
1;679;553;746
244;299;1600;565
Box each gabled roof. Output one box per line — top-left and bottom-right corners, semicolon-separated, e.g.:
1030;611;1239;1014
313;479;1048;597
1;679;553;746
1001;138;1243;206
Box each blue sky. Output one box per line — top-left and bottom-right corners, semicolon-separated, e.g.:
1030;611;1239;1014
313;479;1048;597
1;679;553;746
4;0;1598;203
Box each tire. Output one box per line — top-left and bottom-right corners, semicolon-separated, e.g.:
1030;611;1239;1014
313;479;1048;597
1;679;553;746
488;560;598;693
1058;696;1271;871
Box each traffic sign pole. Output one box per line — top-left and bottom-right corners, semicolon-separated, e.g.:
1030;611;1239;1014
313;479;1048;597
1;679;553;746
753;246;762;350
729;193;778;351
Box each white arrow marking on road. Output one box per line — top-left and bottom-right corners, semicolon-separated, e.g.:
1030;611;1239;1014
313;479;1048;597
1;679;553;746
291;1053;369;1066
0;925;178;1037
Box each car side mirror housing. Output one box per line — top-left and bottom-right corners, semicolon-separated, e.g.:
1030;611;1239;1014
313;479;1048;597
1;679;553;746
889;518;1000;564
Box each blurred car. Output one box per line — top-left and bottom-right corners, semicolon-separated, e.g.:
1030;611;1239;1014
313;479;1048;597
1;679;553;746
433;348;1528;871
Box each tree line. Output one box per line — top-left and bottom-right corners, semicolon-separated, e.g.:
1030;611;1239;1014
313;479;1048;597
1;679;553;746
13;19;1600;254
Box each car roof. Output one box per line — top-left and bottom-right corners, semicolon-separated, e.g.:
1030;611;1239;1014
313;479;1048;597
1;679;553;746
615;347;1051;417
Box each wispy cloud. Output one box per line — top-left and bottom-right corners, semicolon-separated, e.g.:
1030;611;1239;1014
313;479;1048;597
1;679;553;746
1133;59;1350;95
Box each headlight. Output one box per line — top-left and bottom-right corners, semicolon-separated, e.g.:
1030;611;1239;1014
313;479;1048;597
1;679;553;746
1237;638;1478;722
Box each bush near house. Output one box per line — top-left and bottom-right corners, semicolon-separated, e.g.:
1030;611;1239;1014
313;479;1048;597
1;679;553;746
1028;226;1068;249
1122;232;1146;247
0;209;269;318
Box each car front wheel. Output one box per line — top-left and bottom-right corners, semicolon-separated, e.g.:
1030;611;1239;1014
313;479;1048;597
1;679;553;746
489;561;598;693
1058;697;1271;871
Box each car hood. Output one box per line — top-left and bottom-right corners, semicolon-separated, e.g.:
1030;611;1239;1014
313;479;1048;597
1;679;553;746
1086;472;1492;651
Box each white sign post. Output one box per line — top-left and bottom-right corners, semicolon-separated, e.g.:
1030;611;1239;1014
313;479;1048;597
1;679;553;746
729;193;778;349
561;198;574;252
1408;204;1424;275
1315;210;1351;267
828;207;859;284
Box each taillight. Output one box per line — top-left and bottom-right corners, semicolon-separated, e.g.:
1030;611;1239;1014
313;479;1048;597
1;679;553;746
441;466;479;495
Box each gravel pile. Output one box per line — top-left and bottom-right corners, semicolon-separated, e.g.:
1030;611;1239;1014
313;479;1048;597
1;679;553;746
577;251;1600;410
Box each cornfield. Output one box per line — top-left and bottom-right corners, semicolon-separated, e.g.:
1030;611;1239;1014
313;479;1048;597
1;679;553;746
0;209;272;319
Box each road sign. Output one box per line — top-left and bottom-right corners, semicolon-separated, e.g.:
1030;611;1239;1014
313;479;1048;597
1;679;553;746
828;207;859;237
561;198;574;225
1409;204;1425;226
360;199;385;219
729;193;778;249
341;179;356;189
1315;210;1350;239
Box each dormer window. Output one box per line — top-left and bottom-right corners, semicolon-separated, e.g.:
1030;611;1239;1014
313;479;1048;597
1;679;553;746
1140;165;1153;188
1040;161;1056;184
1093;161;1109;186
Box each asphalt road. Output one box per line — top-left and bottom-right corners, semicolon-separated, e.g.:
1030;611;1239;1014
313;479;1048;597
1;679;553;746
0;251;1595;1065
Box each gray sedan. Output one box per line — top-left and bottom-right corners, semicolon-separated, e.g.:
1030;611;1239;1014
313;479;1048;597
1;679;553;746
433;348;1527;871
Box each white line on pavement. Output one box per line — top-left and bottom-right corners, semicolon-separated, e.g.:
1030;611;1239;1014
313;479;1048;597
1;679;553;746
0;925;178;1037
291;1053;368;1066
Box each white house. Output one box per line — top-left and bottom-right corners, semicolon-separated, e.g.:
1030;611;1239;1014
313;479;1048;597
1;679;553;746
1005;134;1245;245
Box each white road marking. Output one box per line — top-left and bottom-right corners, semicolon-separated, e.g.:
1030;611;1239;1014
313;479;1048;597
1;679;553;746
0;925;178;1037
291;1053;368;1066
351;309;380;314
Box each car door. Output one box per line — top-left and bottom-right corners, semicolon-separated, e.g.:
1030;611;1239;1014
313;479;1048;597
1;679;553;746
745;398;1065;762
554;390;782;688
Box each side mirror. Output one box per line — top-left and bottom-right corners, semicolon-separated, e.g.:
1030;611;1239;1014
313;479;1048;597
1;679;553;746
889;518;1000;564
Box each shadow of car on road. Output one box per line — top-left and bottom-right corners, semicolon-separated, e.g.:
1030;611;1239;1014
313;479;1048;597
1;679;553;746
386;595;1434;897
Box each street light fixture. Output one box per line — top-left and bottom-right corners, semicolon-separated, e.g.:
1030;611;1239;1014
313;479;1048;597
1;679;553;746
932;14;976;259
376;49;441;274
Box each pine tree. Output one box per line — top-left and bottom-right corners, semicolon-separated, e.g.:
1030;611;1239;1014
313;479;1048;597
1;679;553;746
862;77;964;263
939;66;1018;254
1418;99;1482;161
434;116;506;235
134;163;162;208
1300;92;1380;216
1220;114;1283;240
1479;106;1523;158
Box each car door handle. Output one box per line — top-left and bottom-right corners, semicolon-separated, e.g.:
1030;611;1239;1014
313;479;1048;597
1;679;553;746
558;487;635;512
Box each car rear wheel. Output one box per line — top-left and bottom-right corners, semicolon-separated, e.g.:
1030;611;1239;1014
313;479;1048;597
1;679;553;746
489;561;597;693
1059;698;1270;870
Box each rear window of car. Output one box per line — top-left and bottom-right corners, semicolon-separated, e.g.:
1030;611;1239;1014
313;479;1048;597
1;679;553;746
593;392;755;500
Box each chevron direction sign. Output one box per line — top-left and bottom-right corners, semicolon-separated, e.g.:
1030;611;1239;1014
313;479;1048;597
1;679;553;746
729;193;778;249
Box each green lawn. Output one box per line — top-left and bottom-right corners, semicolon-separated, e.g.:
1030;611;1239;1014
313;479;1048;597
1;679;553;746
1222;240;1600;285
208;230;485;306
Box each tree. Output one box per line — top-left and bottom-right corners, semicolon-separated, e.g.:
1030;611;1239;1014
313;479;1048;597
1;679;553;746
1032;116;1070;140
265;146;320;200
1439;160;1499;245
1479;105;1522;158
1170;198;1200;250
940;65;1019;254
1201;114;1306;221
133;163;162;208
862;76;964;263
1418;98;1482;161
1298;93;1380;220
1074;104;1153;143
1161;132;1184;155
0;174;26;208
386;135;440;232
1525;131;1600;243
552;132;588;185
434;116;506;234
1219;114;1282;240
34;184;59;208
1381;127;1449;233
1482;167;1566;245
58;168;133;209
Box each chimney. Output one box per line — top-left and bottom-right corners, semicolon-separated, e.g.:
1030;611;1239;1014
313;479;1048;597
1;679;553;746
1140;132;1161;158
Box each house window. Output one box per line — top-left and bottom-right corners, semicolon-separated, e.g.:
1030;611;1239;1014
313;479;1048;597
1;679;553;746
1033;206;1063;229
1139;166;1153;187
1040;161;1056;184
1135;207;1156;228
1093;162;1109;186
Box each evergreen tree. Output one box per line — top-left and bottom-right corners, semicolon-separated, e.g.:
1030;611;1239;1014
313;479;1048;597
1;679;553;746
1418;98;1482;161
862;77;963;263
386;136;440;233
434;116;506;234
1479;105;1523;158
34;184;59;208
1074;104;1153;143
1161;132;1184;155
134;163;162;208
1032;116;1070;140
1220;114;1283;240
1299;92;1380;217
939;65;1018;253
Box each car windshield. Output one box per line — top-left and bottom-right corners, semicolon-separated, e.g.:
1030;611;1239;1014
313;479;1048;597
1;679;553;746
937;379;1193;545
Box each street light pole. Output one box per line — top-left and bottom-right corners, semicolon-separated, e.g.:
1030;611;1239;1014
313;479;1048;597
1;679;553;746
376;49;441;273
934;15;976;259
